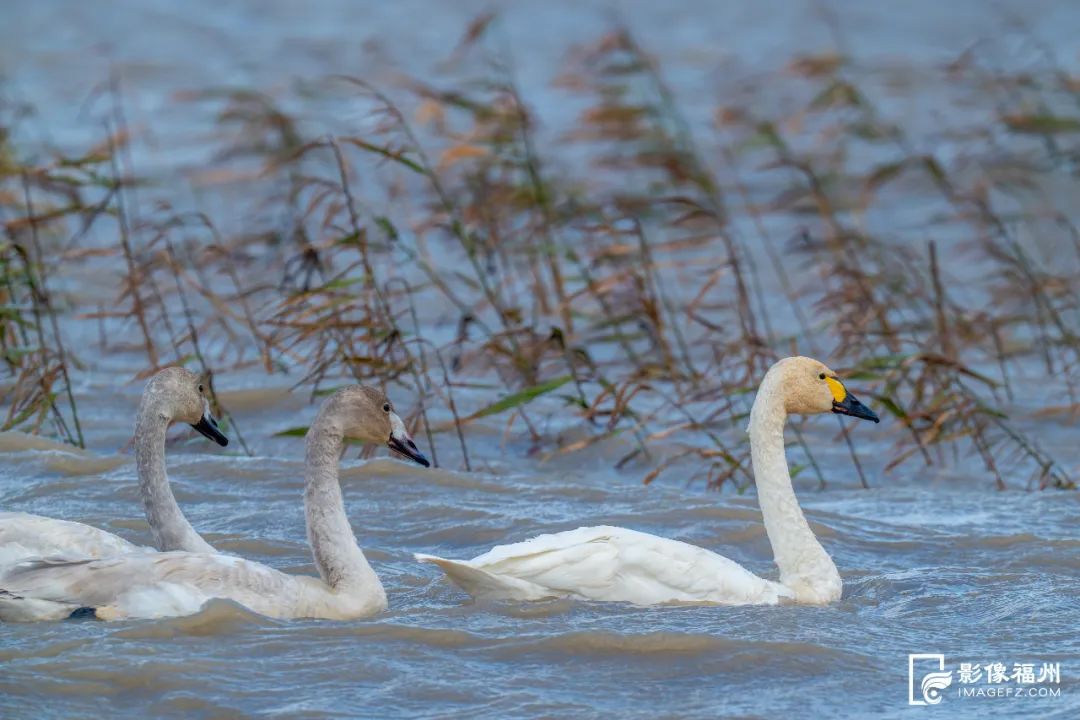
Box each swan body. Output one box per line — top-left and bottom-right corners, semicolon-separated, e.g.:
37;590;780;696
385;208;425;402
416;526;793;605
0;514;141;569
0;368;228;570
0;386;430;622
0;552;370;622
417;356;879;607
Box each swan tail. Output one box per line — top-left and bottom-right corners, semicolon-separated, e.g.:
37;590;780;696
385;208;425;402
414;553;558;601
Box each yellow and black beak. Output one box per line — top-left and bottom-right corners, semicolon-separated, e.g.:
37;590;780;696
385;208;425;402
826;377;880;424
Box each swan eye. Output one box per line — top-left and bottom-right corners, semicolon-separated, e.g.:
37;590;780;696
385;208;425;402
818;373;826;380
198;384;204;393
382;403;390;413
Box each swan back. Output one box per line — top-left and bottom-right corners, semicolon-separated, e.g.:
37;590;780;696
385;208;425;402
417;526;793;606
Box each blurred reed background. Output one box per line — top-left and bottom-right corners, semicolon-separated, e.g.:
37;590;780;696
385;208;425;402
1;5;1077;490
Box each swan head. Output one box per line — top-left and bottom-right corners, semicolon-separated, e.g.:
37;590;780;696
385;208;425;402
143;367;230;446
322;386;430;468
769;356;879;423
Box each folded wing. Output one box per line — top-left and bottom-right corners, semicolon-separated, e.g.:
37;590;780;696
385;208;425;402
0;551;297;622
417;525;791;606
0;512;144;571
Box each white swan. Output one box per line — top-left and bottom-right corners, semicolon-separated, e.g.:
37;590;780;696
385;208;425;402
416;356;880;606
0;367;229;569
0;386;429;622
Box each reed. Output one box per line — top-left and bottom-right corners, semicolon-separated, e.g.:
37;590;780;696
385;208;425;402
0;19;1075;489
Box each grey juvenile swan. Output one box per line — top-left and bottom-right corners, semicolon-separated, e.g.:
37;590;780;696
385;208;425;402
0;385;429;622
0;367;229;570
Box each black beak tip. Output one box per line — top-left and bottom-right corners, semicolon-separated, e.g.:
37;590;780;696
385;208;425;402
832;396;880;424
190;417;230;447
388;437;430;468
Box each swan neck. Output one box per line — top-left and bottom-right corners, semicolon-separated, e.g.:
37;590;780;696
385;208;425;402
749;383;839;598
135;401;214;554
304;421;382;598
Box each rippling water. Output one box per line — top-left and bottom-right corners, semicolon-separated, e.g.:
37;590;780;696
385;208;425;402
3;1;1080;717
2;411;1077;718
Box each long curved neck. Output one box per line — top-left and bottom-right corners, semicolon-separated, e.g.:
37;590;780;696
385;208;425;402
303;422;384;604
748;379;839;599
135;405;215;554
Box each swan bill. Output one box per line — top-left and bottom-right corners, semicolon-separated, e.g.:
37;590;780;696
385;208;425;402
190;412;230;446
387;411;430;467
388;435;430;467
831;391;880;423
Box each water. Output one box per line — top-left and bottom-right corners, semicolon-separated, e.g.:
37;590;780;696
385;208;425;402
3;1;1080;718
1;400;1077;718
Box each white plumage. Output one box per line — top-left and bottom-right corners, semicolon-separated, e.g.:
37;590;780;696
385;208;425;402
0;513;143;570
417;525;792;605
417;356;880;607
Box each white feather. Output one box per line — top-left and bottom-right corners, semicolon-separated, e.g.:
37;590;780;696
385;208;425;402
0;512;145;570
417;526;791;605
417;357;870;607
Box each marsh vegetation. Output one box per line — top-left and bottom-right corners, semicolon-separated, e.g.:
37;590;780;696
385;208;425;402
1;17;1077;490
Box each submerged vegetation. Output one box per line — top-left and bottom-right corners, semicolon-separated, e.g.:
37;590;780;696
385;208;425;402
0;19;1077;489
